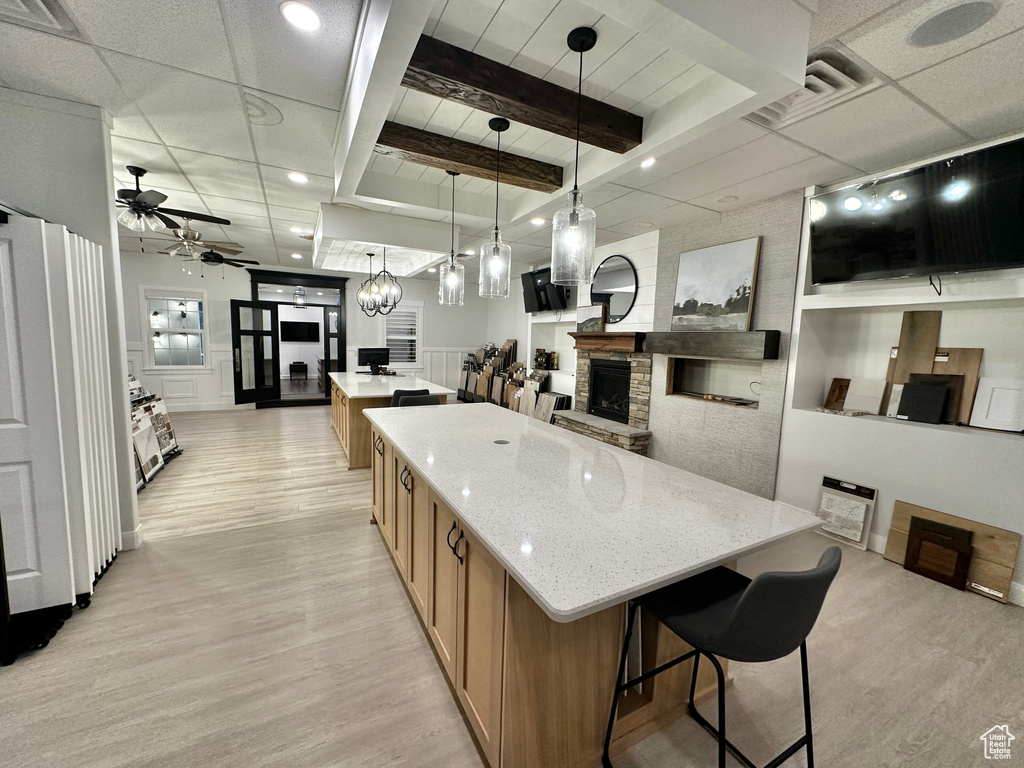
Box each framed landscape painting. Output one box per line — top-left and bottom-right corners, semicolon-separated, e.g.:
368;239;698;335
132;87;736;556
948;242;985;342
671;237;761;331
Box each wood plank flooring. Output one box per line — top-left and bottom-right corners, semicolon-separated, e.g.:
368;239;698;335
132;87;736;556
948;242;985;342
1;406;1022;768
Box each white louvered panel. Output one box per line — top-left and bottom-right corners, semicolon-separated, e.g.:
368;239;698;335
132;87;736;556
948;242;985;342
385;307;420;365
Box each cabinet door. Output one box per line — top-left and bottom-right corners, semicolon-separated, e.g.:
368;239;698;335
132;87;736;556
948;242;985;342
339;393;350;454
427;491;459;681
380;441;395;543
371;430;384;524
406;464;430;619
455;525;507;767
393;456;410;578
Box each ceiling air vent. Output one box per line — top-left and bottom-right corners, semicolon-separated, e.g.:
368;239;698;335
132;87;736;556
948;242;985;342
0;0;85;41
747;47;879;130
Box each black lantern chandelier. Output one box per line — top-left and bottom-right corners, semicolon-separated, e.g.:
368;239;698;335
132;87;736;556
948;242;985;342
357;252;383;317
373;247;402;315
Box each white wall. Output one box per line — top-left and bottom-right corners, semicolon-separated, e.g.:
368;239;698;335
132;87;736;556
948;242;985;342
0;87;140;549
577;231;660;332
278;304;324;378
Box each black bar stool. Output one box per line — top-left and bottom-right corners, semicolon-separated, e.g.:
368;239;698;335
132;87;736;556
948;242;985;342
602;546;842;768
399;394;441;407
390;388;428;406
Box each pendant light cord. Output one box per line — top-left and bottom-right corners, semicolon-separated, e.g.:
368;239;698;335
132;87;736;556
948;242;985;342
450;172;456;265
494;131;501;229
574;47;582;192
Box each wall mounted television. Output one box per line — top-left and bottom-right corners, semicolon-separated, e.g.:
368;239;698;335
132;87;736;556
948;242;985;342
810;135;1024;285
280;320;320;343
521;267;569;313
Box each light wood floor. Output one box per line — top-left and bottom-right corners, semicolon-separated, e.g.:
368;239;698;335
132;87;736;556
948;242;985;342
2;407;1021;768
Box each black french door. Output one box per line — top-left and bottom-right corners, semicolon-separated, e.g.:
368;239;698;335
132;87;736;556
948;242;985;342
230;299;280;404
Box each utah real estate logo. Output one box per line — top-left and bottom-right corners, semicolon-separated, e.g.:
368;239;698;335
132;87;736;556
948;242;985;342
980;725;1014;760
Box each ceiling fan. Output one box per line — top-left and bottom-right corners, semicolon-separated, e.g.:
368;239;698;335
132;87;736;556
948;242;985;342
198;250;259;269
115;165;232;232
156;221;244;259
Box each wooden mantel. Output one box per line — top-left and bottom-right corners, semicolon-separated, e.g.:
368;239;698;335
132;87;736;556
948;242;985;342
569;331;646;353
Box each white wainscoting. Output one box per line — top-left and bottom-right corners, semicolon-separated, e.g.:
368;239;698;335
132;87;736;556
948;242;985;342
128;343;248;412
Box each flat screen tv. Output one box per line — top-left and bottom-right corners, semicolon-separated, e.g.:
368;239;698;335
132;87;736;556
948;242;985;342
521;267;569;313
810;135;1024;285
280;320;320;343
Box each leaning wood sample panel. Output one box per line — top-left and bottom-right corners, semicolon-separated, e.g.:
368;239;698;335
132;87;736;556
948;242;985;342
884;500;1020;603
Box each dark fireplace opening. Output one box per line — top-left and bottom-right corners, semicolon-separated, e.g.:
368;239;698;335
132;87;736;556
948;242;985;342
589;358;631;424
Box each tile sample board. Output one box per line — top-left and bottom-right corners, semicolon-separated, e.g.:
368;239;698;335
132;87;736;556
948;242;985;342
844;378;887;414
969;378;1024;432
815;476;876;550
932;348;983;425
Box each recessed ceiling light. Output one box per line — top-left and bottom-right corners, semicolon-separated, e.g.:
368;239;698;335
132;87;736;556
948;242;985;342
427;267;437;273
640;157;656;169
288;172;309;184
289;226;305;233
280;1;322;32
465;249;475;255
717;195;739;203
317;291;323;296
531;217;545;226
291;253;302;259
276;289;283;293
909;2;996;47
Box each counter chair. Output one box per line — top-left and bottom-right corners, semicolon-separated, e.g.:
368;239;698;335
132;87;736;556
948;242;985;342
399;394;441;407
602;546;842;768
390;388;429;406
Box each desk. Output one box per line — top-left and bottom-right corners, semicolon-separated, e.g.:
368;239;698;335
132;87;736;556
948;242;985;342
364;403;820;766
288;361;307;380
328;372;454;470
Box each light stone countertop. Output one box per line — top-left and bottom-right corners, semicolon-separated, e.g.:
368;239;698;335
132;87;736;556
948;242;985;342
365;402;820;623
328;371;455;400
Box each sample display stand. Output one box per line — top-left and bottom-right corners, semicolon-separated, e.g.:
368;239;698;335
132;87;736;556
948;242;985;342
130;388;183;491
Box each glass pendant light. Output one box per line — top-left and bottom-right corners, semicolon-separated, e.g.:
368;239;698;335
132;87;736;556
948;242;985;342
374;247;403;315
293;286;307;308
357;252;382;317
551;27;598;287
440;170;465;306
479;117;512;299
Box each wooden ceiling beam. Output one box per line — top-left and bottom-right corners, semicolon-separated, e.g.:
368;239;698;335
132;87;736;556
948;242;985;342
374;121;564;194
403;35;643;154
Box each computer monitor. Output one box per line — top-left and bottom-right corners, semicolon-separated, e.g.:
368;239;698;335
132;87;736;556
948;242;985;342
357;347;390;375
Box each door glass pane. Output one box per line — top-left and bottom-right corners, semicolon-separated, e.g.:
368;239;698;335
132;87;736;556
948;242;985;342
261;309;272;330
241;335;255;389
330;337;339;359
239;307;253;331
262;335;274;387
329;311;339;334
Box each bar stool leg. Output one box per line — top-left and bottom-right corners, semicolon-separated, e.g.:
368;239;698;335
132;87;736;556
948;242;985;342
800;641;814;768
708;653;727;768
601;602;639;768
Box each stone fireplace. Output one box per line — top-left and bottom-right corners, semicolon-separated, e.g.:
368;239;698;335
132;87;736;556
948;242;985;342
552;333;653;454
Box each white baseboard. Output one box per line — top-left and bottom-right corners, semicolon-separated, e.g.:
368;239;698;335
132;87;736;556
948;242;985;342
164;402;255;413
121;524;144;550
867;531;887;554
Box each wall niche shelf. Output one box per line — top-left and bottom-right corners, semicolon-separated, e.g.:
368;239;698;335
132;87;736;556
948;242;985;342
668;357;761;409
798;408;1023;440
644;330;780;360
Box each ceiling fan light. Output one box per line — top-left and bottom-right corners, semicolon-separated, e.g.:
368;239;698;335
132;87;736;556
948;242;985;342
143;212;166;231
118;209;146;232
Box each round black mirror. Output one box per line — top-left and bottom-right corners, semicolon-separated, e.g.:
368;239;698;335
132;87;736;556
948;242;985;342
590;255;637;324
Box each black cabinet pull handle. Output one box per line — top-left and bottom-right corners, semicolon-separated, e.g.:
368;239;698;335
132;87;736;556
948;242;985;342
446;521;457;553
403;467;412;494
452;530;464;564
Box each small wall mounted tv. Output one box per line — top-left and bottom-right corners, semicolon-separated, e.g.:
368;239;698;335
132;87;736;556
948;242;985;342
280;320;320;343
810;135;1024;285
521;267;569;313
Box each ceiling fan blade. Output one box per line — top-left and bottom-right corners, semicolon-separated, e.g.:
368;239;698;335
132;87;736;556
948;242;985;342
136;190;168;207
158;207;231;226
116;188;139;202
215;247;244;256
223;257;259;264
154;211;182;229
201;240;243;248
222;259;256;268
299;234;314;241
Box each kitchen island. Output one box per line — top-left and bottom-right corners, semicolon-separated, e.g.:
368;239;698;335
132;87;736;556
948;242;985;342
365;403;820;767
328;372;454;470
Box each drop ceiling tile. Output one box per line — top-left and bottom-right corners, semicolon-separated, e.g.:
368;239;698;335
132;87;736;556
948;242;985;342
106;52;255;162
687;155;858;212
582;182;634;207
472;0;560;65
808;0;903;48
200;195;269;217
154;190;209;214
62;0;235;80
111;138;191;191
594;190;680;228
111;104;161;143
843;0;1024;79
223;225;278;249
778;85;966;172
510;0;603;78
645;134;817;201
371;154;403;176
220;0;360;109
0;23;132;110
262;170;334;210
210;211;272;230
170;148;263;202
602;201;714;235
247;91;338;175
269;205;318;223
432;0;502;50
615;120;767;189
900;28;1024;140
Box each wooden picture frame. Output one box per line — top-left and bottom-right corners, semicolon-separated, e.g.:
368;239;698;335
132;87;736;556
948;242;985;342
576;303;607;333
671;236;761;332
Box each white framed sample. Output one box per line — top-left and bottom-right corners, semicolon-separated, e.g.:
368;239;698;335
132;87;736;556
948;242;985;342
815;476;876;550
844;378;887;414
969;378;1024;432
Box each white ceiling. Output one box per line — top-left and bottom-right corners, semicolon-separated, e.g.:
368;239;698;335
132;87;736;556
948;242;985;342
1;0;1022;277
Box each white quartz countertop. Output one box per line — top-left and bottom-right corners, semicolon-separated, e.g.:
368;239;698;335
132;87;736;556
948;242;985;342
328;372;455;400
365;403;820;623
